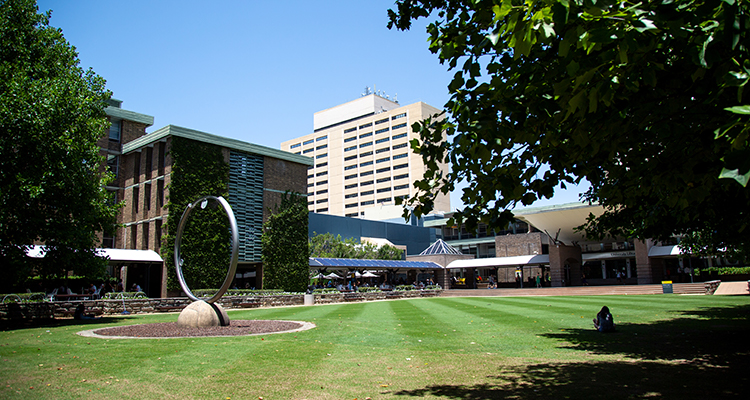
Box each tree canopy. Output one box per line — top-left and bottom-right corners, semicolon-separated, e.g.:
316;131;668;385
388;0;750;257
0;0;118;291
309;232;404;260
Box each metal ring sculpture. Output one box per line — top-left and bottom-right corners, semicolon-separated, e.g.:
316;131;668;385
174;196;239;303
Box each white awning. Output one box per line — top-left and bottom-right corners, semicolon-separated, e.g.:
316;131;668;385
648;245;685;258
446;254;550;269
26;246;162;263
582;251;636;261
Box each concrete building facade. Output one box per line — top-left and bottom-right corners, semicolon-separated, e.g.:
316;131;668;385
281;94;451;218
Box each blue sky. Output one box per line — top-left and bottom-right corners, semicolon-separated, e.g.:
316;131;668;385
38;0;587;210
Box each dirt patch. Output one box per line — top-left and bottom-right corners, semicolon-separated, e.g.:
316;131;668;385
79;320;314;339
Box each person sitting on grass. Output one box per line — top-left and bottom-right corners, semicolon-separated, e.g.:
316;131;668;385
593;306;615;332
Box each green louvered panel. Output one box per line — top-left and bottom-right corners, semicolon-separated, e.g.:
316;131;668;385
228;151;264;262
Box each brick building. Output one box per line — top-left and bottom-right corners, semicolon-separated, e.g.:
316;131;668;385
103;100;311;297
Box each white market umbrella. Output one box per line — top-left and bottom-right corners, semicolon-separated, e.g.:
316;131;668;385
324;272;343;280
361;271;379;278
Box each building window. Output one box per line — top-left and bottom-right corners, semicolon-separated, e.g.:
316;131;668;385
392;113;406;120
345;174;357;180
392;142;408;150
133;154;141;184
377;177;391;183
359;151;372;158
303;139;314;145
359;142;372;148
132;187;140;214
376;137;390;144
345;183;358;189
361;200;374;206
290;143;301;149
377;197;391;203
107;155;119;179
154;219;162;251
393;153;407;160
144;183;152;211
392;123;407;130
345;193;358;199
344;127;357;133
109;120;121;142
308;182;315;187
377;187;392;193
345;145;356;152
375;127;389;134
344;164;357;171
307;174;314;179
376;157;390;163
360;180;373;186
375;118;389;125
315;153;327;159
360;170;373;177
316;135;327;141
394;173;409;180
393;163;408;170
359;132;372;139
360;161;373;167
361;190;374;196
316;162;327;168
345;213;358;217
345;155;357;161
316;144;328;150
157;179;165;207
142;222;150;250
317;180;328;185
345;203;358;208
316;189;328;195
359;122;372;129
303;148;313;154
317;208;328;213
316;198;328;204
376;147;389;154
393;133;408;140
394;184;409;190
377;167;390;174
316;171;328;177
344;136;357;143
308;200;314;205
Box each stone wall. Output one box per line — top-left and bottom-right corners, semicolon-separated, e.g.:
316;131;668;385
40;290;443;317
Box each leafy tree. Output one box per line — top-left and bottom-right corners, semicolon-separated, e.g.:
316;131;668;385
388;0;750;257
309;232;404;260
163;137;230;291
261;192;309;292
0;0;118;292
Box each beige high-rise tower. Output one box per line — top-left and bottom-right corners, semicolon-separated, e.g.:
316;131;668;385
281;93;451;218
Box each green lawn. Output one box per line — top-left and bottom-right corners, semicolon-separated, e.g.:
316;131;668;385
1;295;748;399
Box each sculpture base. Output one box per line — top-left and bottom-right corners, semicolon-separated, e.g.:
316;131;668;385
177;300;229;327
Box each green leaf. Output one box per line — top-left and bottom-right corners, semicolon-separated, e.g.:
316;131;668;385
725;105;750;114
719;168;750;186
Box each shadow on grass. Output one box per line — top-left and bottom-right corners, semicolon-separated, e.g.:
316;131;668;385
0;316;130;331
394;304;750;399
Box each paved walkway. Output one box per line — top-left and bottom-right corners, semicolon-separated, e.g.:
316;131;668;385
714;281;750;295
441;283;709;297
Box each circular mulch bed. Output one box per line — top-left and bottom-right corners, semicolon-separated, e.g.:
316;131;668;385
79;320;315;339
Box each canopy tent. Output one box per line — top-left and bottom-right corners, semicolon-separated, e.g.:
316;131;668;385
419;239;462;256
